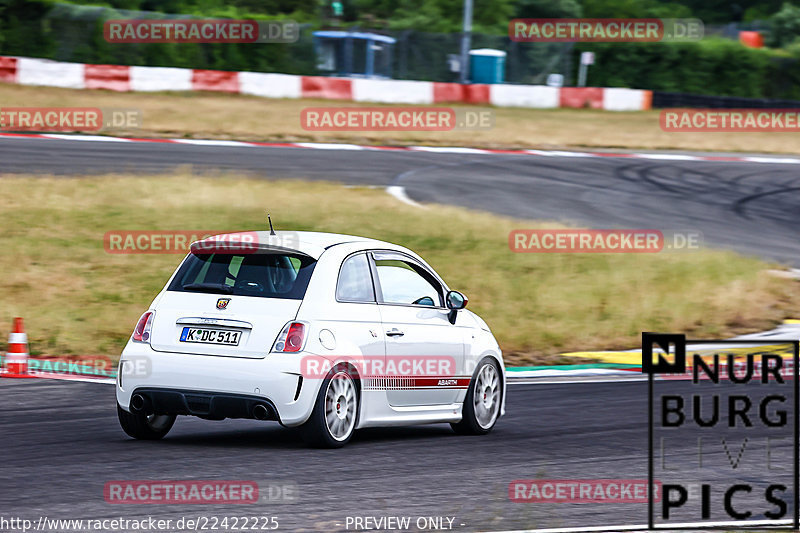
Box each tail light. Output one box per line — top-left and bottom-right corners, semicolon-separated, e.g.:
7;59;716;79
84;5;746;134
272;322;306;353
132;311;155;343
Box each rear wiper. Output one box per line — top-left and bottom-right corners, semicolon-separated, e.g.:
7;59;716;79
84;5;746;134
182;283;233;294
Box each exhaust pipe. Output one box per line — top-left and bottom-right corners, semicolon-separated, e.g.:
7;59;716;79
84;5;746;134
253;404;270;420
130;393;148;413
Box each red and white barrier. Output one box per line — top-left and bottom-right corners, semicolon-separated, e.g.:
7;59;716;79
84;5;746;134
491;84;560;108
0;55;652;111
239;72;300;98
560;87;604;109
192;69;239;93
130;65;191;92
603;87;653;111
301;76;351;100
17;57;84;89
0;56;18;83
353;79;433;104
433;83;490;104
85;64;130;91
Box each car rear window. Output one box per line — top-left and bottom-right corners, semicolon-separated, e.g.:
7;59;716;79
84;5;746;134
168;252;316;300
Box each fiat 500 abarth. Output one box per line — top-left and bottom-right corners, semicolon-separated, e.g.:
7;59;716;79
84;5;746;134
116;231;505;447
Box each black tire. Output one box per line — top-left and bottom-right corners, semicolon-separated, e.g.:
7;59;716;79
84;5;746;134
117;404;176;440
301;365;359;448
451;357;502;435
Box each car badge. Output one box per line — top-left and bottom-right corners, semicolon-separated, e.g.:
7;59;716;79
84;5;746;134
216;298;231;310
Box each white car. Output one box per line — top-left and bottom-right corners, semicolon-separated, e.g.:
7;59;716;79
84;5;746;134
116;231;505;447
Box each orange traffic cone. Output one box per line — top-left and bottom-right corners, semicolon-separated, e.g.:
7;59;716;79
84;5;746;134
3;317;35;378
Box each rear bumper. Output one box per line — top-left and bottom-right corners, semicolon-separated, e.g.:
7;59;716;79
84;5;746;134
128;387;279;421
116;342;321;427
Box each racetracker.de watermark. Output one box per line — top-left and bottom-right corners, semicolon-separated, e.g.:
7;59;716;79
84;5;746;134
103;480;296;504
661;109;800;132
509;18;703;42
105;481;257;504
31;356;114;377
300;107;494;131
0;354;116;377
300;355;459;380
0;107;141;132
509;479;661;503
103;231;300;254
104;19;299;43
509;229;702;253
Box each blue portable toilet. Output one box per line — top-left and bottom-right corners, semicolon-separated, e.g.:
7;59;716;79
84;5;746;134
312;31;396;78
469;49;506;84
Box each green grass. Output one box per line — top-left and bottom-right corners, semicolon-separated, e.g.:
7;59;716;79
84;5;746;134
4;83;800;155
1;173;798;366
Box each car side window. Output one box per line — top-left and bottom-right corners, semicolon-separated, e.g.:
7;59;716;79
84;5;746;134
336;253;375;302
373;257;442;307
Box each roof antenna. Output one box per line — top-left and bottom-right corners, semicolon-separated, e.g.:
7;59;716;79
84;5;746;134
267;213;276;236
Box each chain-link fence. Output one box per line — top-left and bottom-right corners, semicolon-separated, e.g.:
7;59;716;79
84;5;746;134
0;2;575;84
391;30;574;84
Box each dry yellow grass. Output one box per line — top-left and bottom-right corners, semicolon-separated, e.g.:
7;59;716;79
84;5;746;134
1;83;799;154
1;173;799;366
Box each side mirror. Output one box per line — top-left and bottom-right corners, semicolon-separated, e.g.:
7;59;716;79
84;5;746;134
446;290;468;310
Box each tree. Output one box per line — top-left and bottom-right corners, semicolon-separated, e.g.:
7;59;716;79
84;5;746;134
514;0;581;18
768;2;800;48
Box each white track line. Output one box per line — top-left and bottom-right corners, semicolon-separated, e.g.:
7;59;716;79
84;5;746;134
409;146;490;154
742;156;800;164
34;374;116;384
386;185;427;209
4;133;800;164
632;153;701;161
171;139;253;147
40;134;132;142
508;377;647;385
2;373;637;387
537;150;595;157
0;371;115;384
293;142;366;150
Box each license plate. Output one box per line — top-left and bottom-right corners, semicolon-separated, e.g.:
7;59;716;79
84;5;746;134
180;327;241;346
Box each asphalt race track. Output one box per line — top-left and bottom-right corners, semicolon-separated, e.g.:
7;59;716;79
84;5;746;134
3;378;792;532
3;136;800;265
3;137;800;531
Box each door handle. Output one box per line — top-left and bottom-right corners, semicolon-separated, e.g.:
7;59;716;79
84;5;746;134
386;328;404;337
